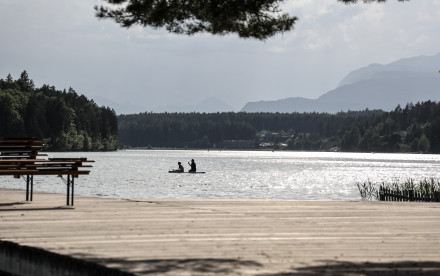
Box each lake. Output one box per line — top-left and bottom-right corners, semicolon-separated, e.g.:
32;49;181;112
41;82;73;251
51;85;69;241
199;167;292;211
1;150;440;200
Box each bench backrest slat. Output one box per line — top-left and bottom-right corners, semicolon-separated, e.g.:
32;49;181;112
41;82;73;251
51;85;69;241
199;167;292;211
0;138;45;159
0;138;92;177
1;138;93;206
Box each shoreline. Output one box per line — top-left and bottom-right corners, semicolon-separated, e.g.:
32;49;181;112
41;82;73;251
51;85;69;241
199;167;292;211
1;188;440;275
118;147;432;154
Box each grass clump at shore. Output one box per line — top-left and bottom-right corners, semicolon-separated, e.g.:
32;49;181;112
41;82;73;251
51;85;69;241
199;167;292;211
356;180;378;201
357;178;440;201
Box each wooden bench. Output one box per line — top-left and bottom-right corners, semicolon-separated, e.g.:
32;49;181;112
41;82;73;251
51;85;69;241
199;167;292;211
0;138;94;206
0;137;47;159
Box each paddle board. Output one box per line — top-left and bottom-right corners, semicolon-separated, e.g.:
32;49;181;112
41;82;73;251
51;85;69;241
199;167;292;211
168;171;206;174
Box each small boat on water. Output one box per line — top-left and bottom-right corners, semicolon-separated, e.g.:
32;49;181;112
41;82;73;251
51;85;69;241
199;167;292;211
168;171;206;174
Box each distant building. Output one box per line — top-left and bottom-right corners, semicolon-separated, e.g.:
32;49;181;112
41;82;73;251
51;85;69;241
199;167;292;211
259;142;274;148
258;130;290;145
220;140;255;149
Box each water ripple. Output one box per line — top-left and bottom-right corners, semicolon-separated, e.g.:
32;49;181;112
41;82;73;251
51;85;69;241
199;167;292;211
1;150;440;200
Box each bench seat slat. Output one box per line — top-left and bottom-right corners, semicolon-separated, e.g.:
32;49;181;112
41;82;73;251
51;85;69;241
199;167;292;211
0;159;47;163
1;153;47;157
0;145;44;149
1;138;93;206
0;170;90;175
0;169;39;174
0;165;31;169
24;165;93;168
0;137;43;141
48;158;92;161
0;144;44;147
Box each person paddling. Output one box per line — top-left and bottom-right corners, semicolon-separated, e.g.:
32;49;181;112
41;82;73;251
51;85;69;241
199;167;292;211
188;159;196;173
171;162;184;173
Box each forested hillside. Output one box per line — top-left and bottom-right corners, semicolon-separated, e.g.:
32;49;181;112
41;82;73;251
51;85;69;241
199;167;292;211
119;101;440;153
0;71;118;151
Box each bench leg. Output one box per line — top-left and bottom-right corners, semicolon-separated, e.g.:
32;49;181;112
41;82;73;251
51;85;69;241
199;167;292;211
71;176;74;206
66;175;70;206
30;175;33;201
26;175;29;201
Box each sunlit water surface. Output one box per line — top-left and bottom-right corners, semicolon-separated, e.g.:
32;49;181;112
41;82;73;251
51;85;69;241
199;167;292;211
2;150;440;200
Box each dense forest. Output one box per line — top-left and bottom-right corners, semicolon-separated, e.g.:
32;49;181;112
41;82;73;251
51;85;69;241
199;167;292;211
118;101;440;153
2;71;439;154
0;71;118;151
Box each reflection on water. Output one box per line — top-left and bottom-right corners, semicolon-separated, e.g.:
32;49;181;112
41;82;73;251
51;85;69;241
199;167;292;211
2;150;440;200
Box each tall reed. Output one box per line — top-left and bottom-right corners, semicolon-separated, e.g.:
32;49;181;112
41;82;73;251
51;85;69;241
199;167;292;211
356;180;377;201
356;178;440;201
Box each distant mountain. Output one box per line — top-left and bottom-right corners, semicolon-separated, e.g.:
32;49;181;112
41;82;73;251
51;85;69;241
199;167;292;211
242;53;440;113
241;97;316;113
92;95;146;115
92;95;235;114
194;97;236;113
338;53;440;87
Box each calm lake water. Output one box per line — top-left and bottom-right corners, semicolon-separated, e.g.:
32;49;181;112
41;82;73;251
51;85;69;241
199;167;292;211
2;150;440;200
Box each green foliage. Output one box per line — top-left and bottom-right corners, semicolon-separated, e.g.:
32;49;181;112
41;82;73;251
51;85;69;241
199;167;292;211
95;0;297;40
341;126;360;151
118;112;257;148
0;71;118;151
357;178;440;200
95;0;410;39
356;180;377;201
118;101;440;153
339;0;409;3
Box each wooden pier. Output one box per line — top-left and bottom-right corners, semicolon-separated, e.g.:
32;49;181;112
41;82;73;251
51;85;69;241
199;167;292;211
1;188;440;275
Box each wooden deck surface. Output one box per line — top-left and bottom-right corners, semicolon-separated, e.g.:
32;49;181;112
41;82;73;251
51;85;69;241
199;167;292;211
1;188;440;275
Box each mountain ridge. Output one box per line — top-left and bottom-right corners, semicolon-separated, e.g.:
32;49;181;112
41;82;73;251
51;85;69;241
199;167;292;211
242;52;440;113
93;96;235;114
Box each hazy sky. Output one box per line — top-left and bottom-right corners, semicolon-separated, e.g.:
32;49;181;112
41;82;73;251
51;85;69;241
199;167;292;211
1;0;439;113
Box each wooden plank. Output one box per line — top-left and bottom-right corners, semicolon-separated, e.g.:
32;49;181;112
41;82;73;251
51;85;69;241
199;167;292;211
1;191;440;276
47;160;95;164
0;137;43;141
0;145;43;149
0;142;44;146
34;170;90;175
0;165;33;169
49;158;88;161
0;148;43;151
0;169;39;174
0;155;47;159
0;139;44;162
0;142;43;144
0;170;90;175
24;164;93;168
2;153;48;157
0;159;49;163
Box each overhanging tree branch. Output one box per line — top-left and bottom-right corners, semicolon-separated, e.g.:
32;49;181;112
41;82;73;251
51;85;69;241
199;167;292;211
95;0;409;40
95;0;297;40
338;0;408;3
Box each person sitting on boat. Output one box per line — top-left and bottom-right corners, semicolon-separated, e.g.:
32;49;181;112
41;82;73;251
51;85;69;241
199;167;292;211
172;162;184;173
188;159;196;173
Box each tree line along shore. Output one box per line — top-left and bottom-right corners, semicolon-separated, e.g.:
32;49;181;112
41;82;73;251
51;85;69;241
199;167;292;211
0;71;117;151
119;102;440;153
1;71;440;153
